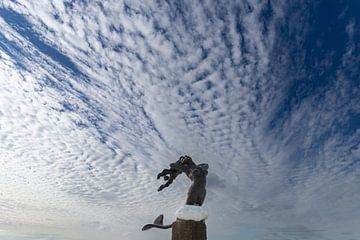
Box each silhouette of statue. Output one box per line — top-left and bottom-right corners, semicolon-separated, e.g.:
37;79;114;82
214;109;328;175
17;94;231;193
142;155;208;231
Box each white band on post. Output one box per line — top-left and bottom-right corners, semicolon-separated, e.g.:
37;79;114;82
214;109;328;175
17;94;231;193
176;205;209;221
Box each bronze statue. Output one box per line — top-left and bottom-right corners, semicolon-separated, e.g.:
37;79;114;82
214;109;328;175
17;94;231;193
142;155;208;231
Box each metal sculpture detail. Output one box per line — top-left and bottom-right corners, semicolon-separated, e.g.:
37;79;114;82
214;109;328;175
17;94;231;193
142;155;208;231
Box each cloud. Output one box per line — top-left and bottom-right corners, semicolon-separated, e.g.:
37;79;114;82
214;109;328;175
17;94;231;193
0;0;359;239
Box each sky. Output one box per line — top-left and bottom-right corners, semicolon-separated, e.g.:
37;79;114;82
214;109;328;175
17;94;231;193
0;0;359;240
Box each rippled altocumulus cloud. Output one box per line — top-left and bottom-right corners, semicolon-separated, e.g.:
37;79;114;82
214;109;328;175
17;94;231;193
0;0;359;239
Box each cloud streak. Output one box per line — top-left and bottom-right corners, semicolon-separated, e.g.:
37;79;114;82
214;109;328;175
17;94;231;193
0;0;359;239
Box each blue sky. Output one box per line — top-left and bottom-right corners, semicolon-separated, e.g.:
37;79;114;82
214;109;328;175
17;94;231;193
0;0;359;240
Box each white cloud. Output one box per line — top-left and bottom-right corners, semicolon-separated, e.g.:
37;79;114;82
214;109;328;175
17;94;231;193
0;0;359;239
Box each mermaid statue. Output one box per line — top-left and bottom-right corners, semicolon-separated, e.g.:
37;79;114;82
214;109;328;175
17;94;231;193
142;155;208;231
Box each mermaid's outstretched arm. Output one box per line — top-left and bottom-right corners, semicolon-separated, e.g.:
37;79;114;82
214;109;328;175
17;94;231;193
157;168;181;191
169;163;191;176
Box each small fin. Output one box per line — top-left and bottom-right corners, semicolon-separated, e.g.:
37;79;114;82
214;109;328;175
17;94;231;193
142;224;152;231
153;214;164;225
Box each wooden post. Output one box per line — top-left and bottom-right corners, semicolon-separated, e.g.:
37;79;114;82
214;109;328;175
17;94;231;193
172;219;207;240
